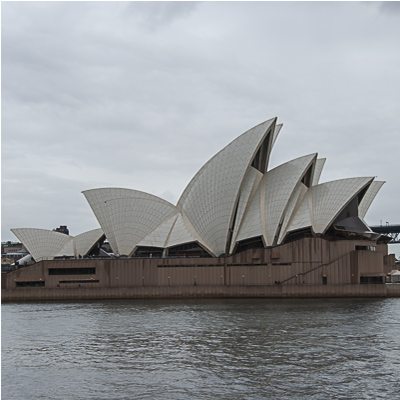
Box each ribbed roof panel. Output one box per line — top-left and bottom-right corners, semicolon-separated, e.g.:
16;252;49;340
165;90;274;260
83;188;177;255
263;154;316;246
74;228;104;257
105;194;177;256
312;158;326;186
311;177;374;234
11;228;72;261
358;181;385;219
178;118;276;255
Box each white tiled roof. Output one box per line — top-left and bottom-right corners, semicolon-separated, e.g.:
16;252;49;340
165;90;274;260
263;154;316;246
13;118;385;259
311;177;374;234
229;166;263;253
83;188;132;253
177;118;276;255
272;124;283;147
55;239;75;258
11;228;72;261
235;184;263;244
277;182;308;244
83;188;177;255
166;213;202;248
286;190;313;233
359;181;385;219
74;228;104;257
312;158;326;186
137;214;178;248
11;227;105;260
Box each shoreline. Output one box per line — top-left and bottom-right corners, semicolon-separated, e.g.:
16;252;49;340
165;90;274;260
3;283;400;302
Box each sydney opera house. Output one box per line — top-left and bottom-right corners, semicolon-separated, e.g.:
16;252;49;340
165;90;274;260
3;118;399;300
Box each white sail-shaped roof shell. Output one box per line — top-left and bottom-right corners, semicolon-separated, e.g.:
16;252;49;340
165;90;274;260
82;188;136;253
234;154;316;248
285;190;313;234
135;211;212;254
234;184;264;245
263;154;317;246
56;239;75;258
272;124;283;148
358;181;385;219
277;182;309;245
11;228;104;261
177;118;277;256
229;166;263;253
165;213;204;248
312;158;326;186
74;228;104;257
136;214;179;248
11;228;72;261
13;118;385;260
311;177;374;234
83;188;177;256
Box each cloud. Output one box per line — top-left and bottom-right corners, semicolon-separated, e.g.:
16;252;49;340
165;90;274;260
379;1;400;15
2;2;399;257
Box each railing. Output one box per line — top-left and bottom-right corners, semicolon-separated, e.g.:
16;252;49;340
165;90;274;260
280;252;352;285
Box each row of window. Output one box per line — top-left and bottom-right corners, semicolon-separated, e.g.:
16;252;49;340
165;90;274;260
48;268;96;275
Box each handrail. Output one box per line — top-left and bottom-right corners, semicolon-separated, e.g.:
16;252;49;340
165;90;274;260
280;252;352;285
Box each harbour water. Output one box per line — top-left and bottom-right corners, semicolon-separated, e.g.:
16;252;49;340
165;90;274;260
2;298;400;399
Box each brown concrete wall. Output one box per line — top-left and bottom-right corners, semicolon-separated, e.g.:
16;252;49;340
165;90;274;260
2;238;395;301
350;250;385;283
2;283;400;302
384;254;397;274
376;244;389;256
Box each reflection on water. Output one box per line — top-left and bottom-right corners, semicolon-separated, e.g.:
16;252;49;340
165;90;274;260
2;298;400;399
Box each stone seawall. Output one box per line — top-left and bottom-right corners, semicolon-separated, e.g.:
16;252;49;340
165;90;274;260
2;284;400;302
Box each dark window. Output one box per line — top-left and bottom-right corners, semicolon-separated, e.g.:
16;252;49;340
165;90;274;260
355;246;376;251
59;280;99;283
48;268;95;275
360;276;383;284
235;236;265;253
16;281;45;287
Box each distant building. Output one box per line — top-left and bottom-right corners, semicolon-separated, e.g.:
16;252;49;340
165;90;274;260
1;241;27;255
53;226;69;235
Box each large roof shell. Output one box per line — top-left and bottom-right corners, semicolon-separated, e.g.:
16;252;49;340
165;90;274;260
358;181;385;220
229;166;263;253
233;154;316;249
285;190;313;234
83;188;177;256
82;188;137;253
74;228;105;257
11;228;72;261
10;228;103;261
312;158;326;186
177;118;277;255
263;153;317;246
234;183;264;245
12;118;385;260
311;177;374;234
136;214;179;248
277;182;309;245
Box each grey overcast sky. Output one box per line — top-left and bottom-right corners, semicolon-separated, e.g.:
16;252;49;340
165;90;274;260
2;1;400;257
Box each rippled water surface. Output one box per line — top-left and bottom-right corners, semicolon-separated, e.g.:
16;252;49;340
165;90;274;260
2;298;400;399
